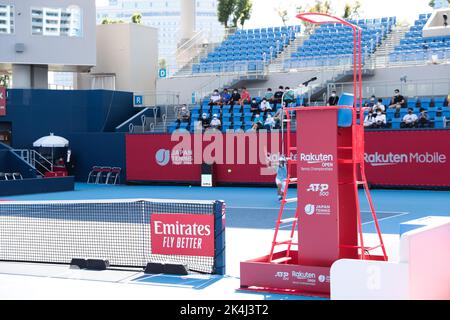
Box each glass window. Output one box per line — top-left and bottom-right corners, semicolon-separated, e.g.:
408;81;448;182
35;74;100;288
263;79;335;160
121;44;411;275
31;6;83;37
0;4;14;34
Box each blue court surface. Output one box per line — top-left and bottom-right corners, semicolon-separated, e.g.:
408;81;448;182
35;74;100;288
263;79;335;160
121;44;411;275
1;183;449;300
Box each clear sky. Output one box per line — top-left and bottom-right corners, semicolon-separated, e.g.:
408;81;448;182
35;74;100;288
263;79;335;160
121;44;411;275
96;0;434;28
245;0;433;29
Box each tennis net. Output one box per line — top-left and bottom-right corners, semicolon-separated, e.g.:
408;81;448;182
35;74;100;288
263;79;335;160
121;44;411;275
0;199;226;274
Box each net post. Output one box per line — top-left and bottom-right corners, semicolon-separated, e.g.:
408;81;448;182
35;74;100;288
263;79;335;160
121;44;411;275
213;200;226;275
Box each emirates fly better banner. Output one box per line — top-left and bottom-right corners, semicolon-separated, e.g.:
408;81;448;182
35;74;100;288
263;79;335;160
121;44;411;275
151;213;215;257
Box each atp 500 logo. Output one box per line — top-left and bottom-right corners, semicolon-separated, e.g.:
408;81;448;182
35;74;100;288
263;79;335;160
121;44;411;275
307;184;329;197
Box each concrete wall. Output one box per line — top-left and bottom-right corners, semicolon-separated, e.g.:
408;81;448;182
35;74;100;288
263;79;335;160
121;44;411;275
424;8;450;38
333;64;450;98
161;64;450;104
0;0;96;70
93;23;158;93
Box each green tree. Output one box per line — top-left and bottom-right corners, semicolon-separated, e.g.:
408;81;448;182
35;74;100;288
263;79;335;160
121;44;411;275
100;17;124;24
159;59;167;69
131;12;142;24
233;0;253;28
296;1;334;35
429;0;450;8
0;74;10;88
343;1;361;19
238;0;253;28
218;0;236;28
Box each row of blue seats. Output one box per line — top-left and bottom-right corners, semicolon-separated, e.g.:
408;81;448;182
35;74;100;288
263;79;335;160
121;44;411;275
221;39;283;47
316;25;391;34
400;37;450;46
296;43;377;55
285;55;366;67
389;49;450;62
319;18;395;27
396;42;450;51
204;51;272;60
229;32;295;40
235;25;301;34
192;61;265;73
308;32;384;41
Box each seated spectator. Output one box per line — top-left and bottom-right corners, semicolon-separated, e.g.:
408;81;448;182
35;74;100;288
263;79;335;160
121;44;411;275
365;95;377;109
372;98;386;113
328;91;339;106
445;94;450;107
260;98;272;115
55;157;65;168
264;114;275;131
240;87;251;107
221;88;231;106
209;89;221;107
389;89;406;111
250;98;259;115
176;105;190;126
417;108;430;128
200;113;210;131
273;86;284;109
364;110;376;128
283;87;295;106
230;88;241;106
373;109;387;128
401;108;418;128
251;114;264;131
210;114;221;130
264;88;274;103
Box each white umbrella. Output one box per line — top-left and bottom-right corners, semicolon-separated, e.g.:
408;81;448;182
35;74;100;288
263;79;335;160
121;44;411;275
33;133;69;148
33;133;69;171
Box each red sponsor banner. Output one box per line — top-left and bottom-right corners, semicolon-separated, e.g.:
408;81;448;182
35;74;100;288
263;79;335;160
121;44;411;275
126;133;294;184
126;130;450;187
296;109;340;267
364;130;450;187
151;213;215;257
0;87;6;116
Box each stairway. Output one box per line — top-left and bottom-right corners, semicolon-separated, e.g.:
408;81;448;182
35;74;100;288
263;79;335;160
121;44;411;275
174;42;221;77
269;33;309;72
372;25;410;68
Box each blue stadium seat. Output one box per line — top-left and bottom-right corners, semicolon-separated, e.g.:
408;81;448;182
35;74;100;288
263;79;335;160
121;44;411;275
337;93;354;127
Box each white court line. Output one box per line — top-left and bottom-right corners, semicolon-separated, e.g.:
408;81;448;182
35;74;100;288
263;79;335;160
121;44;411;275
228;206;295;210
274;211;411;230
362;212;410;225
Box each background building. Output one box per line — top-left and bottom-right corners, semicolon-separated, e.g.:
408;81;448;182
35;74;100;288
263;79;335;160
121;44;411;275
0;0;96;89
96;0;225;69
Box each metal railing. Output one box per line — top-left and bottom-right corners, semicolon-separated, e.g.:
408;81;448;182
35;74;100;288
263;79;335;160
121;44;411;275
12;149;53;176
176;30;211;70
48;84;73;90
133;91;180;108
329;78;450;99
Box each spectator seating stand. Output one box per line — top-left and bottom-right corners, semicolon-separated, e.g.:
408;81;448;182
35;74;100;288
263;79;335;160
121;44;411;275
87;166;121;185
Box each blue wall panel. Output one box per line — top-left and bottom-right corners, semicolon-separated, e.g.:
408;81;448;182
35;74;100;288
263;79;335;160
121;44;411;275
67;133;126;182
2;89;135;149
0;177;74;197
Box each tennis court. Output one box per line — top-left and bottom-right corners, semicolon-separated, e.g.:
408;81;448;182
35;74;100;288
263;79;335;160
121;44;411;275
0;183;449;300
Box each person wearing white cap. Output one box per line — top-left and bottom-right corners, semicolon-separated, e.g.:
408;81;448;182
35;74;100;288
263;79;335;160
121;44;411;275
200;113;210;131
210;114;221;130
276;156;288;201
